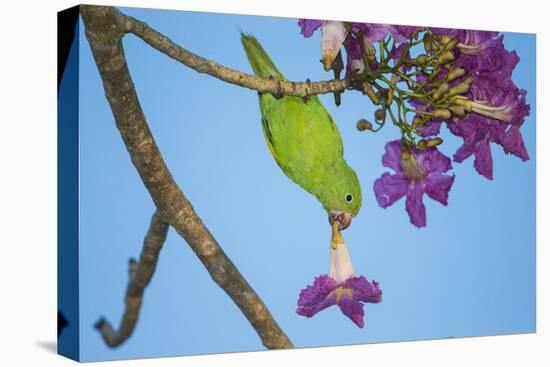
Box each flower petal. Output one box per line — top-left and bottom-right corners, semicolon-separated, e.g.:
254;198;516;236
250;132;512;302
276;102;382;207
473;138;494;180
501;125;530;161
296;275;338;317
418;120;442;137
343;276;383;304
454;142;474;163
364;24;392;43
417;148;453;174
405;183;427;228
425;173;455;205
381;140;404;172
343;37;365;75
374;173;408;208
298;19;323;38
338;297;365;328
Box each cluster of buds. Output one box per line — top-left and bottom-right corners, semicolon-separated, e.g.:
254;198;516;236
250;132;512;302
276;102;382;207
407;34;479;142
300;21;529;157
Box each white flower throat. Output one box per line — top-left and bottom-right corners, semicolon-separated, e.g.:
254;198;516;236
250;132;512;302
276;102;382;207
329;222;355;283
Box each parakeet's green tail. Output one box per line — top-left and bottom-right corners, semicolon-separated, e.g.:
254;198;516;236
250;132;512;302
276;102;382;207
241;34;285;80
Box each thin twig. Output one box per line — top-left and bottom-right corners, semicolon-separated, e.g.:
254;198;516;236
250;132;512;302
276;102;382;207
95;211;169;347
81;5;293;349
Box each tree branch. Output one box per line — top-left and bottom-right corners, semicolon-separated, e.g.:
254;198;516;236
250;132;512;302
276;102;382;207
95;211;169;347
87;5;347;98
81;5;293;349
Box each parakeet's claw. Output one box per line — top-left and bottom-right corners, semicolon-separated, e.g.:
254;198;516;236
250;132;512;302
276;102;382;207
328;210;353;230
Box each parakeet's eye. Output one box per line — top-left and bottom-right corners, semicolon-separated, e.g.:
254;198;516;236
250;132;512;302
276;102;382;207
345;193;353;203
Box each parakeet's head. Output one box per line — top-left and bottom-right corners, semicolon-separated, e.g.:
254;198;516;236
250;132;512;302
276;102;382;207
318;161;362;231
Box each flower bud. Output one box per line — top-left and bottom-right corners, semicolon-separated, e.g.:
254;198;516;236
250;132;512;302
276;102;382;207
445;68;466;81
415;54;427;64
463;76;475;84
432;109;452;119
437;50;456;65
387;89;394;106
356;119;372;131
426;137;443;148
438;34;451;47
449;105;467;117
427;80;442;88
374;108;386;122
362;81;380;105
428;67;441;81
423;33;433;53
363;36;377;64
432;82;449;100
443;38;459;51
447;82;470;97
417;139;428;150
413;116;428;126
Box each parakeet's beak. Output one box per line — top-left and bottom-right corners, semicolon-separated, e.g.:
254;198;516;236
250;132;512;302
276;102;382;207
328;210;353;230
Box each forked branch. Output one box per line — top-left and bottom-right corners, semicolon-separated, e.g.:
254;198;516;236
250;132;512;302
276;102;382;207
81;5;293;349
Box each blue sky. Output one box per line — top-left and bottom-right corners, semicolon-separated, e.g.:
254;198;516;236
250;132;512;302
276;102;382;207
68;6;535;361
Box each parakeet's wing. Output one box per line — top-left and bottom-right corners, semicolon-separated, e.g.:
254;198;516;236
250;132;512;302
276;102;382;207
242;33;358;214
259;93;344;193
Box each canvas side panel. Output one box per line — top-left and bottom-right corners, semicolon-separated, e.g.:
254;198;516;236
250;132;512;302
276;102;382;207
57;5;80;362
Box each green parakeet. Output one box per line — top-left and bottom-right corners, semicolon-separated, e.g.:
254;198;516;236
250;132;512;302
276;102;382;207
241;34;362;229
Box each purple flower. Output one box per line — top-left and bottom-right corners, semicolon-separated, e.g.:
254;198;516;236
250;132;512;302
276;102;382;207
412;29;530;179
297;231;382;328
445;78;530;179
415;85;529;180
297;275;382;328
373;140;455;227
